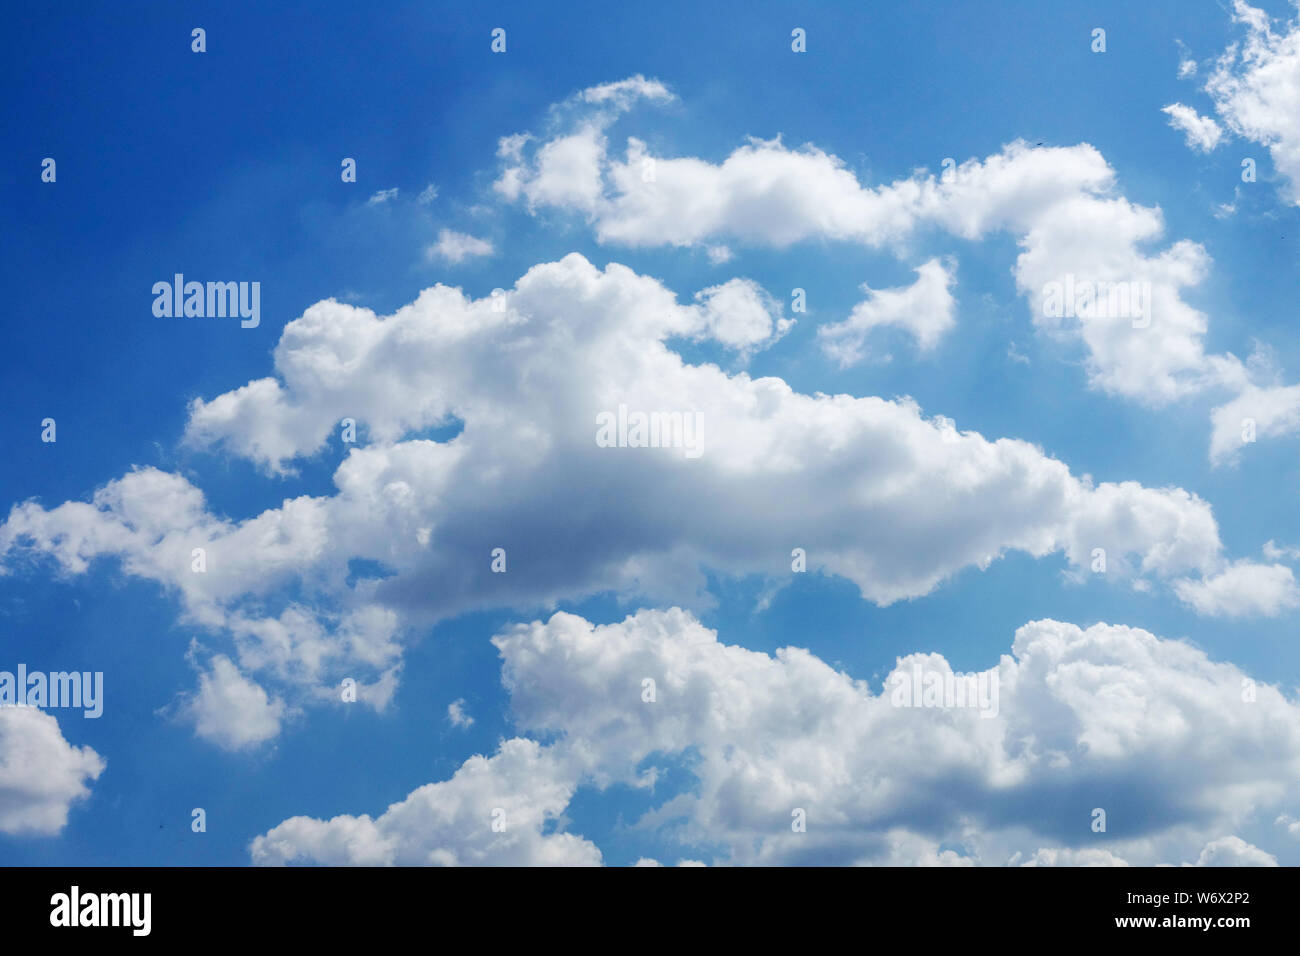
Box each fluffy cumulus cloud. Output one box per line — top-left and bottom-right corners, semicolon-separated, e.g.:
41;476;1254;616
250;738;600;865
0;247;1281;745
1173;559;1300;617
494;77;1300;459
494;75;672;215
1;68;1297;868
1014;847;1130;867
180;655;288;751
1204;1;1300;203
251;608;1300;866
1210;382;1300;465
1192;836;1278;866
175;253;1230;614
691;277;794;357
0;466;402;747
0;707;104;835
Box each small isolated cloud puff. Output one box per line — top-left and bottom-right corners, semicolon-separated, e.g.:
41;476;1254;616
428;229;494;264
578;75;674;109
447;698;474;728
1172;560;1300;617
1210;382;1300;465
691;277;793;356
1175;39;1199;79
818;257;957;366
180;655;286;751
1263;540;1300;560
1161;103;1224;152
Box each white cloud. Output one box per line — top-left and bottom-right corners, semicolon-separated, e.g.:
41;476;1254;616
1191;835;1277;866
1205;1;1300;204
496;609;1300;864
428;229;494;263
447;699;474;728
367;188;399;205
818;257;957;366
1173;560;1300;617
0;707;104;835
1175;39;1199;79
250;738;600;865
691;278;793;355
1161;103;1224;152
1015;847;1130;866
180;655;287;751
255;607;1300;865
174;253;1229;599
0;252;1272;748
578;75;674;109
503;127;607;213
1211;382;1300;464
417;184;438;205
494;84;1260;424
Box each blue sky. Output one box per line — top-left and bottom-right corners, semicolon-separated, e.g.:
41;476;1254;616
4;0;1300;867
